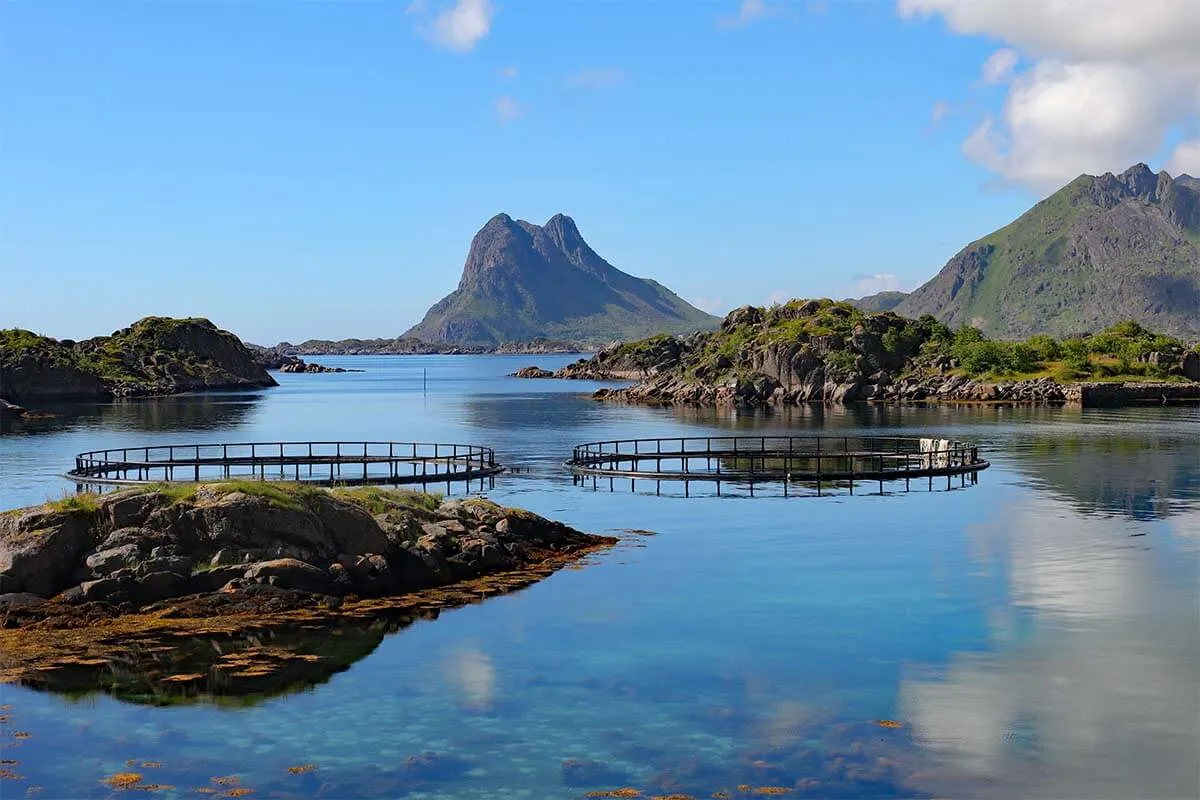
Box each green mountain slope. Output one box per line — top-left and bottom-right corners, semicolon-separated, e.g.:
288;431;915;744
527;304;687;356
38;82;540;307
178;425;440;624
893;164;1200;340
404;213;719;346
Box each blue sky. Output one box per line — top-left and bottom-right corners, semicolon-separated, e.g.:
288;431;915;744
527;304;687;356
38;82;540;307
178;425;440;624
3;1;1197;344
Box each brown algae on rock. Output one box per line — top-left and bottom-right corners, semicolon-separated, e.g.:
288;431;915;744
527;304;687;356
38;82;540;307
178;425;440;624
0;483;616;702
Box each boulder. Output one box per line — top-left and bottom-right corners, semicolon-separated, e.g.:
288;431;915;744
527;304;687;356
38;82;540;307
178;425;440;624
310;494;390;556
243;558;334;595
81;575;135;602
0;592;45;610
86;544;142;576
100;490;166;530
0;508;100;596
134;556;193;577
134;570;190;604
187;565;247;594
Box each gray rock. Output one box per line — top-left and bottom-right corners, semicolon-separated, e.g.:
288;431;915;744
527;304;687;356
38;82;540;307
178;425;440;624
134;570;189;604
310;494;390;556
100;490;165;530
186;565;247;594
86;544;142;576
99;527;153;551
81;575;134;602
243;558;333;594
0;592;45;609
0;508;99;596
134;556;193;577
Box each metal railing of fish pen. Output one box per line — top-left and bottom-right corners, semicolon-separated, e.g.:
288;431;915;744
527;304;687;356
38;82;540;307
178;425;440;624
66;441;504;492
566;435;989;497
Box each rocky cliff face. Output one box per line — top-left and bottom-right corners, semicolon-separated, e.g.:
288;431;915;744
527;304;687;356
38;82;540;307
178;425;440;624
1;317;277;403
893;164;1200;339
404;213;719;346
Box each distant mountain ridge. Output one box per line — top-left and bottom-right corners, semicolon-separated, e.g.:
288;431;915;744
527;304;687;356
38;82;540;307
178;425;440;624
404;213;719;346
849;164;1200;340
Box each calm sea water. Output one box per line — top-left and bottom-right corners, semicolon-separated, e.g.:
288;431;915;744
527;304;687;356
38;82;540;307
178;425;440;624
1;355;1197;799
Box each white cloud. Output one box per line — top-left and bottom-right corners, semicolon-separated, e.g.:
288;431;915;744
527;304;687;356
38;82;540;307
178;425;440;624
898;0;1200;192
693;296;728;314
500;64;519;79
1168;138;1200;175
979;47;1018;84
929;100;951;128
495;95;520;124
412;0;494;52
719;0;780;29
567;68;624;90
851;273;905;296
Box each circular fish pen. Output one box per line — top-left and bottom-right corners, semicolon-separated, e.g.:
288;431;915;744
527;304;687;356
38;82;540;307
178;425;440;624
67;441;504;493
567;435;989;497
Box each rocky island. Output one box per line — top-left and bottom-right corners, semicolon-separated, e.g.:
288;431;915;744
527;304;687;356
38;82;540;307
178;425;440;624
0;317;276;408
529;300;1200;407
0;483;614;695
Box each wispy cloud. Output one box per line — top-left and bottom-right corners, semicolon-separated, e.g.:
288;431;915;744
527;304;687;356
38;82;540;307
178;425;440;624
693;296;727;314
495;95;520;124
766;289;794;305
567;68;624;90
928;100;951;130
719;0;781;29
850;273;905;296
979;47;1018;85
500;64;519;79
410;0;494;52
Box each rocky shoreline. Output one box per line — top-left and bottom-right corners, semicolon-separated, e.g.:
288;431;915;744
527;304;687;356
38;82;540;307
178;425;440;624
515;301;1200;408
250;336;588;361
0;484;615;692
1;317;276;406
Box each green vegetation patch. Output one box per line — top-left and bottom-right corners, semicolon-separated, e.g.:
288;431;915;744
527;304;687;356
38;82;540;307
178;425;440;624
331;486;443;515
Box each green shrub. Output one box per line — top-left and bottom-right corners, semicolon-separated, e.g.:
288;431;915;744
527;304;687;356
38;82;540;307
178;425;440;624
1061;338;1090;370
1026;334;1061;361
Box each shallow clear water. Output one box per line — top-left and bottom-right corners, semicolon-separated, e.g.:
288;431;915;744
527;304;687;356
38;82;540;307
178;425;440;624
1;355;1197;798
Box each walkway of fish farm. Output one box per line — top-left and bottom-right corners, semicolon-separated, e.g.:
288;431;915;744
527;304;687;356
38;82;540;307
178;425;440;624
566;435;989;496
66;441;503;491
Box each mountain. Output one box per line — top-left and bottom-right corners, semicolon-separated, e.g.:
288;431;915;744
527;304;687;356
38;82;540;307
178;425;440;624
403;213;720;346
888;164;1200;340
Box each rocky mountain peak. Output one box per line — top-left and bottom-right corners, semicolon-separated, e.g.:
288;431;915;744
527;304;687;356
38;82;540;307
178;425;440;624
1117;162;1162;199
404;212;720;346
542;213;585;253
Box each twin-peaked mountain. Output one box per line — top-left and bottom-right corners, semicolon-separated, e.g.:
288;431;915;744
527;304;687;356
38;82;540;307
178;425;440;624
404;213;720;346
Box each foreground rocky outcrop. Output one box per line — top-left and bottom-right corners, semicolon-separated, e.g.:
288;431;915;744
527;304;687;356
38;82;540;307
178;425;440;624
0;317;277;404
0;483;611;607
551;300;1200;407
0;483;615;694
